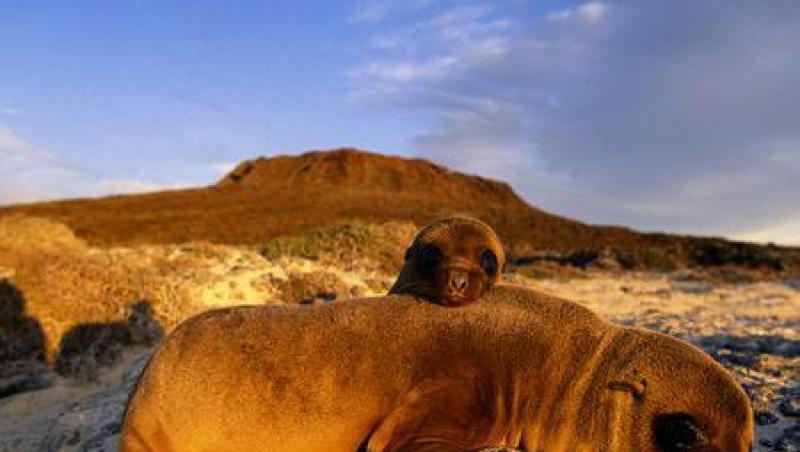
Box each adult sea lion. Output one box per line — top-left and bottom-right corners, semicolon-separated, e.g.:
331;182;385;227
121;286;753;451
389;216;505;306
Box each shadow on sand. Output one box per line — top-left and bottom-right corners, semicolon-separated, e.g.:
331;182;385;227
0;279;50;397
55;301;164;382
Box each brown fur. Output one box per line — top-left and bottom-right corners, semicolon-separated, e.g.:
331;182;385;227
120;285;753;451
390;216;505;306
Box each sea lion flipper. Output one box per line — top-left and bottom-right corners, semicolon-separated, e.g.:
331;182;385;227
367;376;494;452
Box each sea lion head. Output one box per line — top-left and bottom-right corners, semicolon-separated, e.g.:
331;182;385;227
390;216;505;306
594;329;754;452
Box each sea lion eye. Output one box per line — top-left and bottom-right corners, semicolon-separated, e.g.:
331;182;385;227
419;244;443;270
652;413;708;451
480;250;498;277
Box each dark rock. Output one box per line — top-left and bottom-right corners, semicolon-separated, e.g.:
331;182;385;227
76;422;121;452
615;250;637;270
774;424;800;451
514;252;563;266
55;326;128;382
55;301;163;381
0;366;55;398
755;410;779;425
126;302;164;346
0;280;47;377
780;395;800;416
772;438;800;452
566;249;600;268
693;240;786;271
774;441;798;451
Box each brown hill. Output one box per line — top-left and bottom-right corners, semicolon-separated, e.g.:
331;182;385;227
1;148;797;273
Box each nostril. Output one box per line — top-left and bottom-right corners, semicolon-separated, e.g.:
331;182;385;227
449;272;468;291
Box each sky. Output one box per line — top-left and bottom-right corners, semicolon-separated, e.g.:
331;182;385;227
1;1;798;245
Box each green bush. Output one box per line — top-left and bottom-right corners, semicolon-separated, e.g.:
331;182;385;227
259;222;413;273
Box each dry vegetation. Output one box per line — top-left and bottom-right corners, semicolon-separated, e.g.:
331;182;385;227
3;149;796;275
0;215;413;363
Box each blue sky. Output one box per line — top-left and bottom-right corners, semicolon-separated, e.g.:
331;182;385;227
1;1;798;245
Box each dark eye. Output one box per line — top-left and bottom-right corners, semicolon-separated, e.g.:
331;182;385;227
419;244;443;270
480;250;498;277
652;413;708;451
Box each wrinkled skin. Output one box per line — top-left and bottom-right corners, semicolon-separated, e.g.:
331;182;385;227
390;216;506;306
121;286;753;452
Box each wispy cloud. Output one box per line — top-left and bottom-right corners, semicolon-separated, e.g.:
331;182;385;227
350;2;513;101
547;1;609;23
0;107;22;116
0;126;54;162
349;0;433;23
349;1;800;244
0;126;190;205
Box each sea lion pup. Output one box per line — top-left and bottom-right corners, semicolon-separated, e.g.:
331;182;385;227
389;215;505;306
121;286;753;452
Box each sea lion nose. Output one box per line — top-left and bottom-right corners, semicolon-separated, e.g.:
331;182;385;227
448;270;469;291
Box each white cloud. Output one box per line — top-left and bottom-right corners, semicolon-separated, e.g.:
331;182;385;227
354;57;457;83
349;0;433;23
350;1;800;245
736;216;800;246
577;2;608;22
427;4;493;28
548;1;609;23
350;2;513;97
351;0;394;22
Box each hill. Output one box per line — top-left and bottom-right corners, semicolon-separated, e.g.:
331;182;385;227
1;148;797;273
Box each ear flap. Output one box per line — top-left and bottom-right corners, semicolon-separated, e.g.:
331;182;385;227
607;367;647;400
404;246;413;261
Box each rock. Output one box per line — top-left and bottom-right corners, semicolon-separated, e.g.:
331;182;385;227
755;410;779;425
37;390;124;452
566;249;600;268
76;423;121;452
788;279;800;291
693;241;786;271
672;280;713;295
615;251;637;270
0;350;151;452
55;301;163;382
774;424;800;451
0;367;55;399
780;394;800;416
